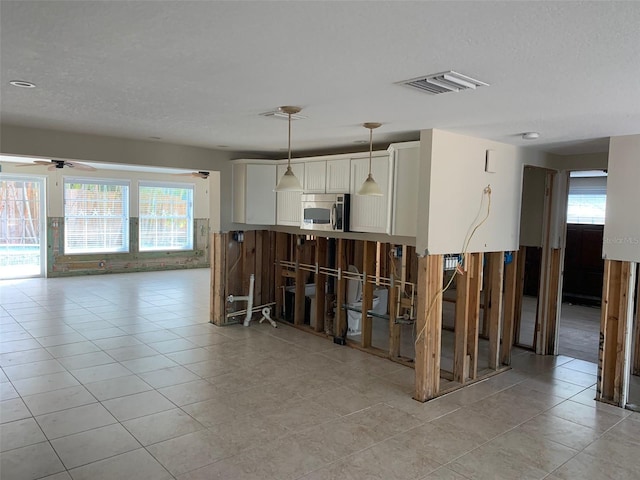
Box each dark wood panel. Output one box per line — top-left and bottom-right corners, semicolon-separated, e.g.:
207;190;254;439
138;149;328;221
563;224;604;305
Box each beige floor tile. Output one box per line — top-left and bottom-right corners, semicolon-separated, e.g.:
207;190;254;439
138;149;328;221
0;347;53;367
418;467;470;480
37;333;87;348
134;330;182;344
158;379;220;406
120;354;178;373
180;398;239;427
122;408;204;445
102;344;159;361
102;389;175;421
262;398;340;431
68;448;172;480
165;347;215;365
552;452;638;480
518;412;601;450
147;338;198;354
547;399;627;433
207;413;291;451
45;341;100;358
12;371;80;396
448;443;548;480
70;363;132;383
308;385;383;416
147;429;234;476
36;402;116;439
57;351;115;370
2;359;66;381
138;365;200;388
0;417;47;452
0;381;19;401
83;374;153;401
22;385;96;416
51;423;140;469
0;441;65;479
0;397;32;424
582;435;640;475
39;472;73;480
92;335;143;349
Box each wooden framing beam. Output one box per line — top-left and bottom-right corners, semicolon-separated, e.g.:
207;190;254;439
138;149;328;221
315;237;327;333
388;279;400;358
454;253;484;383
487;251;504;370
454;254;471;383
210;232;226;326
501;250;518;365
274;232;288;319
597;260;636;407
513;246;526;346
361;240;376;348
414;254;444;402
633;264;640;376
482;255;492;338
294;236;306;326
335;238;347;337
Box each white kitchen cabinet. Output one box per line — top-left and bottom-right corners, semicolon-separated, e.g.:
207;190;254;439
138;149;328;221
390;142;420;237
232;163;276;225
326;158;351;193
276;163;305;226
303;161;326;193
349;153;393;234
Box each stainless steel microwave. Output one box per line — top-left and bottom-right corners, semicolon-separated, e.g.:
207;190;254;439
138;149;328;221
300;193;350;232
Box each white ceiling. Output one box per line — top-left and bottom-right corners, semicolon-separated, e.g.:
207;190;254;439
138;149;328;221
1;1;639;157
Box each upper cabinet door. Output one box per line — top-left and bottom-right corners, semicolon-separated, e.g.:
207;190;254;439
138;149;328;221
349;154;392;234
326;158;351;193
303;161;326;193
233;163;277;225
276;163;305;226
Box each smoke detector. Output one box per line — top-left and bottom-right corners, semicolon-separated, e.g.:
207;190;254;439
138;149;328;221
398;71;489;95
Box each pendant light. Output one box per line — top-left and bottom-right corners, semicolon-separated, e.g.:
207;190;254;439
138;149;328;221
274;106;304;192
357;122;383;196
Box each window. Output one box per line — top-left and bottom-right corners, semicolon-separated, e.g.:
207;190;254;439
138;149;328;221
139;182;193;251
567;173;607;225
64;179;129;254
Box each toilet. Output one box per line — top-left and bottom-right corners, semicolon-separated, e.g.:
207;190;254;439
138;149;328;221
346;265;380;335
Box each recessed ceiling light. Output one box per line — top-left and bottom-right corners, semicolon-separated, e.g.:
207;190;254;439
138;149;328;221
522;132;540;140
148;136;162;140
9;80;36;88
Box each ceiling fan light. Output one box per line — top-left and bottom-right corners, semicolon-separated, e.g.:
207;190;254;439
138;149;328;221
357;173;383;196
275;166;303;192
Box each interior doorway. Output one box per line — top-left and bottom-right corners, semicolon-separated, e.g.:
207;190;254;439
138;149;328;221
0;175;46;279
557;170;607;363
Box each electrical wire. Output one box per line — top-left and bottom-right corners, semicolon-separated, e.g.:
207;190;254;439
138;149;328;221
414;185;492;345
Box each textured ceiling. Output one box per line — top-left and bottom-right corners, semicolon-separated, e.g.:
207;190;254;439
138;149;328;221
1;1;639;157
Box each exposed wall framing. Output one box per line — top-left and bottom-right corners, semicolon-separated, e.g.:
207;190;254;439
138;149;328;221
633;264;640;376
597;259;637;407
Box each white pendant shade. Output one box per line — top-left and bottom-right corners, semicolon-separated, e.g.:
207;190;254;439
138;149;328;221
275;166;303;191
356;122;383;196
357;173;383;196
274;106;304;192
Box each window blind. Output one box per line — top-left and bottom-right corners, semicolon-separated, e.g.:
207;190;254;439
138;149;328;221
138;183;193;251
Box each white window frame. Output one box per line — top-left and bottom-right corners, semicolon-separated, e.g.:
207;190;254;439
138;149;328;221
63;177;130;254
138;181;194;252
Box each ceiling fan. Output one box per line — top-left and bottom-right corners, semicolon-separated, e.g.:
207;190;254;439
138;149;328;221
16;159;97;171
173;171;210;179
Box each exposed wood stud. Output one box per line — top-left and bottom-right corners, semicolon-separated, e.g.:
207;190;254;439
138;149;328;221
467;253;483;379
414;254;444;402
315;237;328;333
482;255;492;338
454;253;471;383
254;231;263;305
335;238;346;337
501;250;518;365
633;264;640;376
597;260;636;407
294;236;306;326
487;251;504;370
361;240;376;348
210;232;226;326
274;232;288;319
513;246;526;345
544;248;563;354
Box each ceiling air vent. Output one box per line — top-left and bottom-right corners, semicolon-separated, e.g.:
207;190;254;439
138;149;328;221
399;71;489;95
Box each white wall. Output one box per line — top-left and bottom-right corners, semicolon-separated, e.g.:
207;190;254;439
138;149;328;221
603;134;640;262
417;129;551;256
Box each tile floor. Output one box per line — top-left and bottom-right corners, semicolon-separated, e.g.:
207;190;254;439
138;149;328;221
1;269;639;480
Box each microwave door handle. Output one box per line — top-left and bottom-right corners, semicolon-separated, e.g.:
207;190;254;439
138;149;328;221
332;204;337;230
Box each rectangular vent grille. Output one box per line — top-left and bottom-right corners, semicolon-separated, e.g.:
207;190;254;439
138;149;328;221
399;71;489;95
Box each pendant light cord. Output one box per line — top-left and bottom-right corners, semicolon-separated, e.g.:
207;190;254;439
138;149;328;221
368;127;373;175
288;112;292;168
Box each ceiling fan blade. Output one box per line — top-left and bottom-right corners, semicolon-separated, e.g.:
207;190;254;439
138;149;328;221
173;172;196;176
47;165;58;171
68;161;97;171
15;160;52;167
